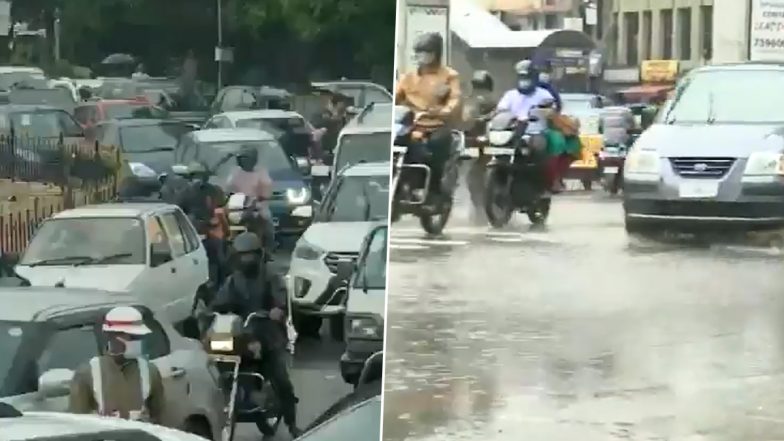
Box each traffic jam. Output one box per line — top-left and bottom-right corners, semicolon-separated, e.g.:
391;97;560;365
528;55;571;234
0;64;391;441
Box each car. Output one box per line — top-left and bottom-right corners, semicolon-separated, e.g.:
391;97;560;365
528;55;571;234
623;62;784;234
94;118;196;182
0;104;84;142
8;87;77;116
1;407;215;440
287;162;389;338
209;85;292;116
74;99;168;129
311;102;392;181
0;287;225;440
311;80;392;109
13;202;210;325
338;224;386;384
175;128;314;237
203;109;316;159
560;93;611;113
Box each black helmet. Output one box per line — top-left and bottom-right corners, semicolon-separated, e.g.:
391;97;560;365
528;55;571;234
233;232;262;253
471;70;494;92
237;145;258;161
413;32;443;60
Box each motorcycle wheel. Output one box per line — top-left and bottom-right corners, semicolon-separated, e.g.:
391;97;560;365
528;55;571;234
484;170;513;229
419;197;452;235
527;197;551;225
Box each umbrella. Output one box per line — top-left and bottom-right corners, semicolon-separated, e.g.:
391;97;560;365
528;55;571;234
101;53;136;65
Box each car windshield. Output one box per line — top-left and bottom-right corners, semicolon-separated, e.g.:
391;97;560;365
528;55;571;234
334;132;392;173
119;124;188;153
562;97;596;113
105;103;163;120
20;217;146;266
97;82;140;100
663;69;784;124
0;321;30;396
208;140;294;183
10;111;61;138
356;106;393;127
354;227;387;290
324;175;389;222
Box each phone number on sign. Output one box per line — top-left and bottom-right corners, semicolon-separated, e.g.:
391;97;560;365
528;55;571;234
754;37;784;48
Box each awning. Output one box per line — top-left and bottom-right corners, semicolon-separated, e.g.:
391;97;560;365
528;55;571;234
451;0;557;48
615;84;673;103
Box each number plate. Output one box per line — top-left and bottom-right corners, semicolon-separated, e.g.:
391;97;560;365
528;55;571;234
603;166;619;174
483;147;515;156
679;180;719;199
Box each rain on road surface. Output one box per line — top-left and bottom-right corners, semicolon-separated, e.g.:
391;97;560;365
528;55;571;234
383;177;784;441
236;250;352;441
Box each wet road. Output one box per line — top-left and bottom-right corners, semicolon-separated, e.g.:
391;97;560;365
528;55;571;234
237;248;352;440
384;179;784;440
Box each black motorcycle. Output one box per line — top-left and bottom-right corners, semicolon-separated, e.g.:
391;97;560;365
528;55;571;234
483;110;551;228
391;106;462;235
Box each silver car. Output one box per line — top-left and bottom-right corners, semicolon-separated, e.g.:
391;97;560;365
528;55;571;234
623;63;784;234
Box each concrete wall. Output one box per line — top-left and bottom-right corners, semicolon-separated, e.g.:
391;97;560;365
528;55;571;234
711;0;749;63
612;0;715;70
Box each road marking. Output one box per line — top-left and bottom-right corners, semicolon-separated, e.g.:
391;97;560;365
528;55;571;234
389;243;429;250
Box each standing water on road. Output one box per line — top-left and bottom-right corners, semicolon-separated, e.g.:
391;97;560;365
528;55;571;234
384;183;784;440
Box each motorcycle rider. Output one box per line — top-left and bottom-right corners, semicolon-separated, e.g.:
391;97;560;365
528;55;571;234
68;306;165;424
538;67;563;112
226;145;276;252
395;32;462;210
210;231;301;438
496;60;555;189
463;70;495;223
179;161;228;286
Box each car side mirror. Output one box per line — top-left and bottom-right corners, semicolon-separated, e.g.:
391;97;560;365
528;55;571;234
150;242;173;267
38;368;74;396
295;156;311;175
335;260;354;284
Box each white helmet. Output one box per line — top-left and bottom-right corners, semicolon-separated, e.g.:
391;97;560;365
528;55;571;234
102;306;151;335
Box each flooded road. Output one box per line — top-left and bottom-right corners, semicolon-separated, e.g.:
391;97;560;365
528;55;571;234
384;181;784;441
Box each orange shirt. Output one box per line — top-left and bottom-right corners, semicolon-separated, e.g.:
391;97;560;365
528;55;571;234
395;65;462;131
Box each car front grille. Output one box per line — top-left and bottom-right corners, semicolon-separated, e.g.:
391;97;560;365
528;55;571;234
670;157;735;178
323;252;358;273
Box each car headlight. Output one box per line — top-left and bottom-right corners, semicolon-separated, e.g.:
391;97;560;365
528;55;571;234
128;162;157;178
347;314;383;339
624;149;660;175
287;187;310;205
743;152;784;176
209;337;234;352
293;239;324;260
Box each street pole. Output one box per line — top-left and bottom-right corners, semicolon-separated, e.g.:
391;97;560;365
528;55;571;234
53;7;61;62
217;0;223;88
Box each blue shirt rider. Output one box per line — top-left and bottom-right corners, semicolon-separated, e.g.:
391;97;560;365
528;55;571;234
537;71;562;112
496;60;554;134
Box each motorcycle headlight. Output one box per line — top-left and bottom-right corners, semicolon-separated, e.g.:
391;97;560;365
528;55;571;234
743;152;784;176
488;130;514;146
287;187;310;205
347;314;383;339
209;335;234;352
129;162;157;178
624;149;660;176
293;239;324;260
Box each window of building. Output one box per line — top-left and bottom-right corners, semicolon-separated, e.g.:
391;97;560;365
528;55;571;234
701;5;713;60
624;12;639;66
643;11;652;60
661;9;673;59
545;13;559;29
678;7;692;60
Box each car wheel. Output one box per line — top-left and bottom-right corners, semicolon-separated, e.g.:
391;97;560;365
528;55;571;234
183;418;213;440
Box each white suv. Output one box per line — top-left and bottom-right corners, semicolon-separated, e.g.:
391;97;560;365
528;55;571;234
287;162;389;338
14;202;209;325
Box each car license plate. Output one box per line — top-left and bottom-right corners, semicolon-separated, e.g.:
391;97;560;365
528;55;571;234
679;180;719;199
604;166;619;174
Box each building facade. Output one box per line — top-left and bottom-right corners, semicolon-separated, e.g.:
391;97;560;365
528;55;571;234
611;0;715;70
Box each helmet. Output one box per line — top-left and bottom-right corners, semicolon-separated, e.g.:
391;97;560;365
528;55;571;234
233;231;262;253
471;70;494;92
514;59;539;94
413;32;443;60
102;306;150;335
187;161;208;176
237;145;258;162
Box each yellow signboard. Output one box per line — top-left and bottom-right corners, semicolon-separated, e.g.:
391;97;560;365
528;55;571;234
640;60;679;83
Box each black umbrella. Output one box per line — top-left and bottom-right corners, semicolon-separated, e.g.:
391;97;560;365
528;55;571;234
101;53;136;65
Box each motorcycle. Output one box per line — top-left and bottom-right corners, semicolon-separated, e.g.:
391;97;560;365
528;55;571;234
391;106;463;235
225;193;276;252
483;110;551;228
204;311;284;441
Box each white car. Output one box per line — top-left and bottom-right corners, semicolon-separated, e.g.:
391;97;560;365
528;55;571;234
339;224;387;384
0;287;225;440
14;202;210;325
288;162;390;338
1;407;212;441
